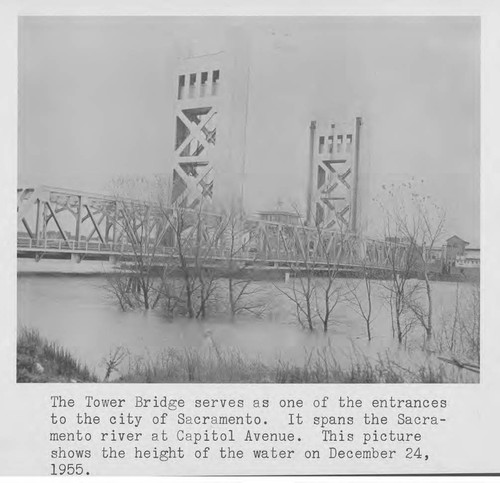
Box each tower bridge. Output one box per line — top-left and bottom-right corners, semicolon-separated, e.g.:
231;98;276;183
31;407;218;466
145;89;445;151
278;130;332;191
17;185;409;274
18;33;415;274
171;33;363;232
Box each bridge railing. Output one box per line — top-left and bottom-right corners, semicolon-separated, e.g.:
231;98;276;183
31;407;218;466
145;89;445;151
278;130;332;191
17;237;177;256
17;236;397;269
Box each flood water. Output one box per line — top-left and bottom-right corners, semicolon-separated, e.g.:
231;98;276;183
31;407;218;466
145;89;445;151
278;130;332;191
17;273;472;379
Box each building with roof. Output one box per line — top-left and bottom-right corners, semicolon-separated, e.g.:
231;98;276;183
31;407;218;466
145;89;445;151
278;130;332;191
444;235;469;263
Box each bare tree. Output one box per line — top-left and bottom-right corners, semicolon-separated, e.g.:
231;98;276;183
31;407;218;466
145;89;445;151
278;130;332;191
345;258;377;342
156;199;228;320
377;208;421;345
105;272;136;311
435;281;480;366
276;210;346;333
223;207;267;320
378;180;446;343
106;177;266;321
102;346;127;382
106;176;170;311
313;222;346;333
403;194;445;342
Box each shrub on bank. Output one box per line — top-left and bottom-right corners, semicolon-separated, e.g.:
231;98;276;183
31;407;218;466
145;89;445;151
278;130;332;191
115;344;477;384
17;327;98;383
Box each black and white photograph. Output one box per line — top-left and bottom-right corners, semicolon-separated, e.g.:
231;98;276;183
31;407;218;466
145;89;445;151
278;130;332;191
16;16;480;384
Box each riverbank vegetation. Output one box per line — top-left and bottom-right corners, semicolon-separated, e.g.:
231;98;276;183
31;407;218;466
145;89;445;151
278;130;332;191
116;343;477;384
17;327;97;383
99;280;480;383
16;331;478;384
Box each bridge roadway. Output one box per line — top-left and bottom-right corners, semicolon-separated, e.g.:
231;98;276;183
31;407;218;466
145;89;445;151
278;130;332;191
17;185;411;274
17;236;382;273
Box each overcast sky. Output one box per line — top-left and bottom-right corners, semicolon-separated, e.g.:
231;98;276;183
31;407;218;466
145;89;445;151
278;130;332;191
18;16;480;245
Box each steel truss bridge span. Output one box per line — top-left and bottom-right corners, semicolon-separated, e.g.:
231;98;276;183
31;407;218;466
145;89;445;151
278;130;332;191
17;186;411;272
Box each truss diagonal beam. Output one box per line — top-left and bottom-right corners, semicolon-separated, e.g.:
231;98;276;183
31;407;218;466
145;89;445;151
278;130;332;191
85;205;105;243
45;202;69;243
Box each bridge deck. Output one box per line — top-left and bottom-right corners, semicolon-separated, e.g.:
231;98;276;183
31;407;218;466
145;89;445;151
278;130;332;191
17;237;385;272
17;186;413;273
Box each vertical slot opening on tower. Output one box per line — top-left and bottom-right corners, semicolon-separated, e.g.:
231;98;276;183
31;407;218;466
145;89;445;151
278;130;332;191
346;134;353;152
319;136;325;154
337;134;343;152
200;72;208;97
328;136;334;154
212;70;220;96
189;73;197;98
178;75;185;100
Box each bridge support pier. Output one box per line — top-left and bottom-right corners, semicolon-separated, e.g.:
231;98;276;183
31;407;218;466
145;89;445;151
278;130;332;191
109;255;118;265
284;271;290;284
71;253;82;264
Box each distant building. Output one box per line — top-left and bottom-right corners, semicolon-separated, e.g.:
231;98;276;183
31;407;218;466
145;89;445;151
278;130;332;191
456;247;480;269
444;235;469;262
257;210;301;225
465;247;480;259
441;236;480;278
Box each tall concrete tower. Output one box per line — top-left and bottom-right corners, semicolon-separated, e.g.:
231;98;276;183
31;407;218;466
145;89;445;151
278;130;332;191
171;31;250;210
306;117;362;233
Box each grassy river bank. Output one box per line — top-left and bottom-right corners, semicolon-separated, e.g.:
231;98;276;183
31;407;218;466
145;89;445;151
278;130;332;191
17;327;478;384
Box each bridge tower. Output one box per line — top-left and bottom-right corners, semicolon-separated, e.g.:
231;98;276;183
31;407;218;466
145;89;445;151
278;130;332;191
306;117;362;233
171;33;250;210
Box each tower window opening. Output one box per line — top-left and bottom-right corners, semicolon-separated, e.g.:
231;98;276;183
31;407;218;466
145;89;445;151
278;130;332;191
178;75;186;99
212;70;220;95
337;135;343;152
328;136;334;153
319;136;325;154
346;134;353;152
188;73;197;98
200;72;208;96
